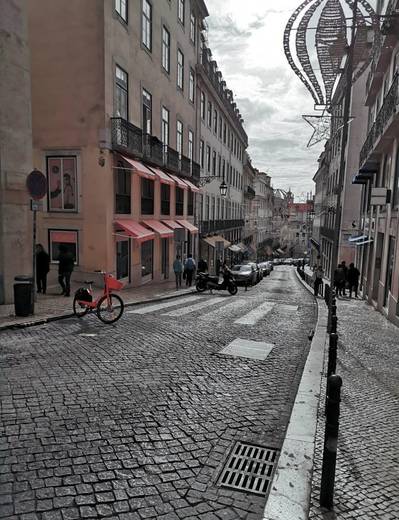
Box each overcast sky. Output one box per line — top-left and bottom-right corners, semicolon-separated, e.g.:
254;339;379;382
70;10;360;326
206;1;327;200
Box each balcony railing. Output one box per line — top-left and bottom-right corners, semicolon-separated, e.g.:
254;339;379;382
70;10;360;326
111;117;200;184
245;185;256;198
360;74;399;166
201;219;245;234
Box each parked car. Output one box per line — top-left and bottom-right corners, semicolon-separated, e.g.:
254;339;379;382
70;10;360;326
230;264;257;286
258;261;273;276
245;262;263;283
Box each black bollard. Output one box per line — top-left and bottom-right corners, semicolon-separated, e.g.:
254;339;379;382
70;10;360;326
327;333;338;377
331;303;337;317
320;374;343;510
330;315;338;334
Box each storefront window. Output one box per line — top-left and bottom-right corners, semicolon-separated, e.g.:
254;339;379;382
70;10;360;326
49;230;78;264
116;240;129;279
141;178;154;215
188;190;194;216
176;187;184;215
141;240;153;277
47;156;78;211
161;184;170;215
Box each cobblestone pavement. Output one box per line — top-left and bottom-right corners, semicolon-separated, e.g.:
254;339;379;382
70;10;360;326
0;267;316;520
309;298;399;520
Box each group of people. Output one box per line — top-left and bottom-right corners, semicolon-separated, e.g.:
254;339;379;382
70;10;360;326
172;254;210;290
334;261;360;298
35;244;74;297
313;259;360;298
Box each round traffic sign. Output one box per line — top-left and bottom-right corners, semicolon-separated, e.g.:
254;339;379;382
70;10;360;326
26;169;47;200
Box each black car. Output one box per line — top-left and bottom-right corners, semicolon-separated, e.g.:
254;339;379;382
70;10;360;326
230;264;257;286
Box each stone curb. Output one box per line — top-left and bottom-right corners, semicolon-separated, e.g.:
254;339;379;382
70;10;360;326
262;270;328;520
0;288;196;332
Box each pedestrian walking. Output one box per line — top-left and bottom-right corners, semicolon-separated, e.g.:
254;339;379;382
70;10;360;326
184;254;196;287
333;264;345;297
347;263;360;298
173;255;183;290
58;244;74;297
36;244;50;294
197;258;208;273
341;260;348;296
313;265;324;297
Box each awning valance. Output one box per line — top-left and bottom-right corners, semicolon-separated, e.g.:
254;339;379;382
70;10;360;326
114;219;155;243
118;155;155;179
237;242;248;252
142;220;174;238
182;178;200;193
229;244;242;252
150;167;175;185
168;174;188;190
176;219;198;234
162;220;183;230
355;238;374;246
348;234;367;243
310;238;320;250
203;235;231;249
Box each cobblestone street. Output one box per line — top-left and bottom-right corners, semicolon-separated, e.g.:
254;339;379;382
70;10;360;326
0;267;316;520
309;298;399;520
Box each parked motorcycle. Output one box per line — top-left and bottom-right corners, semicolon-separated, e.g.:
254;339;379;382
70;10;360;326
195;271;238;295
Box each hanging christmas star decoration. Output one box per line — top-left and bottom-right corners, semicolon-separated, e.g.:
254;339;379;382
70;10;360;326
302;111;355;147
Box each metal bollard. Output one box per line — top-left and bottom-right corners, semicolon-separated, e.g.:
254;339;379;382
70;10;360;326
327;333;338;377
320;374;343;510
331;303;337;317
330;315;338;334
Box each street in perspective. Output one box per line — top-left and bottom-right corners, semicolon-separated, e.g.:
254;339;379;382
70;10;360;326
1;0;399;519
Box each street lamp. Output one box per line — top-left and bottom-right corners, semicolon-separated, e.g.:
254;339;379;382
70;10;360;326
219;180;227;197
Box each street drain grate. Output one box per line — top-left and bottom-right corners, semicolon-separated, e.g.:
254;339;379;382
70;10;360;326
218;442;278;496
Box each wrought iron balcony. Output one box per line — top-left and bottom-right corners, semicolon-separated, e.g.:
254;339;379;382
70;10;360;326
245;185;256;198
201;219;245;234
320;226;335;241
360;74;399;166
111;117;200;185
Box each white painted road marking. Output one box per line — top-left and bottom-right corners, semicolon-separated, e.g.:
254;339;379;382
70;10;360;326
199;298;247;322
234;302;275;325
127;295;202;314
220;338;275;361
163;297;226;316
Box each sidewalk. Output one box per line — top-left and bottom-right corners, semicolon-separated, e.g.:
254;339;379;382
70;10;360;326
309;297;399;519
0;279;194;330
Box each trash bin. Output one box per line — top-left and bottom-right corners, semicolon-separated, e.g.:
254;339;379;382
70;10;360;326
14;276;34;317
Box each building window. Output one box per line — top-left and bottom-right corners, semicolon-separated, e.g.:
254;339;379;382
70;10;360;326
206;145;211;173
188;130;194;161
200;91;206;120
161;183;170;215
142;88;152;135
189;69;195;103
190;12;196;42
178;0;185;25
177;49;184;90
205;195;210;220
115;65;128;119
161;106;169;145
218;154;221;176
49;230;78;264
188;190;194;215
115;0;127;22
116;240;129;280
142;0;152;51
162;26;170;73
200;140;204;169
141;240;153;277
219;115;222;139
212;150;216;175
47;156;78;212
207;101;212;127
223;122;227;144
176;120;183;156
141;178;154;215
115;161;131;214
176;187;184;215
214;109;218;133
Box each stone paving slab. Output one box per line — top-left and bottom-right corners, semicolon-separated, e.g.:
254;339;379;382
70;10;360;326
309;298;399;519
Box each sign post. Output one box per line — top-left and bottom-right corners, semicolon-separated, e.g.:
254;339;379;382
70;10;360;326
26;169;47;306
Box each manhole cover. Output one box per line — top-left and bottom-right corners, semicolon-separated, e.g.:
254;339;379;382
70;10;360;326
218;442;278;496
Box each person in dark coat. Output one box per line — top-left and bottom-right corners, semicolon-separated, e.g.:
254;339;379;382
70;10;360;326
340;260;348;296
58;244;75;296
197;258;208;273
347;263;360;298
333;264;345;297
36;244;50;294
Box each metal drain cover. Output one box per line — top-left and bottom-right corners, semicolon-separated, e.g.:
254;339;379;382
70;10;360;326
218;442;278;496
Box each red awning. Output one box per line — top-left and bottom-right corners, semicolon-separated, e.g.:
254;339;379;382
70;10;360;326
114;219;155;243
167;174;188;190
142;220;174;238
182;178;200;193
162;220;183;230
119;155;155;179
151;167;175;185
176;219;198;234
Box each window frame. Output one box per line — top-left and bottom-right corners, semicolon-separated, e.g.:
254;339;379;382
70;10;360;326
176;120;183;156
48;229;79;265
161;25;171;73
200;91;206;120
115;65;128;119
189;68;195;103
207;101;212;127
199;140;205;169
142;0;152;52
161;183;171;215
115;160;131;214
188;130;194;161
115;0;128;23
46;155;79;213
190;12;196;42
141;177;155;215
175;186;184;215
161;106;170;145
178;0;185;25
177;49;184;90
142;88;152;135
206;145;211;173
